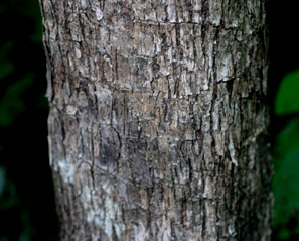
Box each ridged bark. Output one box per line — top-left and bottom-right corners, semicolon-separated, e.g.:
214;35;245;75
40;0;272;240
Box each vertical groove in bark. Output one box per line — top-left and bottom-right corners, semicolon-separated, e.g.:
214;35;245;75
41;0;272;240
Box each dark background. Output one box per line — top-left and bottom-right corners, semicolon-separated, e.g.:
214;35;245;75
0;0;298;240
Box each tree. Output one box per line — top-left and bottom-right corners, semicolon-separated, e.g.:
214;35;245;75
40;0;272;240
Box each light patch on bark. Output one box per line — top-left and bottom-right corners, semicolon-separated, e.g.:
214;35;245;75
96;8;103;20
133;221;149;241
229;138;238;166
57;159;75;184
156;216;171;241
75;48;81;59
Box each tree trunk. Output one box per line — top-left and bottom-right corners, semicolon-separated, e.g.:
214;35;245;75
40;0;272;240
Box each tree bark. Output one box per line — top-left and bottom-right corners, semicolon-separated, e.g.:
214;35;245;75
40;0;272;240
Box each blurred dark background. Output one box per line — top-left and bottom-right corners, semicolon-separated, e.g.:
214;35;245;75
0;0;299;240
0;0;59;240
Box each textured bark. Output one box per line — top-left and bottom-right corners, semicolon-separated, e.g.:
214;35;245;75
40;0;272;240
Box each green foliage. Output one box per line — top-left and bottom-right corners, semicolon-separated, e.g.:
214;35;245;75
273;71;299;240
275;70;299;115
0;41;15;80
273;147;299;225
278;229;292;240
274;116;299;167
0;75;33;127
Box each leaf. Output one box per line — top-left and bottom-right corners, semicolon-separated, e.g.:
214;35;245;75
274;116;299;165
273;149;299;225
275;70;299;115
278;229;291;240
273;117;299;228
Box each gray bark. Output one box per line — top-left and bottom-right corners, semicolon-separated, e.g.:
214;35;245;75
40;0;272;240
